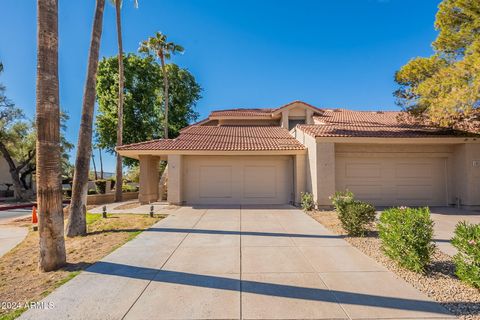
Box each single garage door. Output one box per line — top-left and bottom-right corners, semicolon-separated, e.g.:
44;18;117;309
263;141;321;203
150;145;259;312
336;156;448;206
183;155;293;205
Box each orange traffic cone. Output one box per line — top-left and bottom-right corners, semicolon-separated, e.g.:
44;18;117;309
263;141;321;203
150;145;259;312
32;206;38;231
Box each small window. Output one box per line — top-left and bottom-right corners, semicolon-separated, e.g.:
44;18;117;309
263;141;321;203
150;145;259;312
288;119;306;130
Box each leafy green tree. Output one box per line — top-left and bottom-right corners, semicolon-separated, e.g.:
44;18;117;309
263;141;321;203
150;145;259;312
139;32;184;138
394;0;480;131
0;61;72;200
124;165;140;183
0;109;35;200
165;63;202;135
95;54;201;166
107;0;138;202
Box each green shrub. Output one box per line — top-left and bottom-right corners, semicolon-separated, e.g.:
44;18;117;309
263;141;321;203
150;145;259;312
338;200;376;236
87;189;97;195
122;184;138;192
451;221;480;288
94;179;107;194
331;190;355;213
109;178;115;190
378;207;434;272
301;192;315;211
330;190;374;236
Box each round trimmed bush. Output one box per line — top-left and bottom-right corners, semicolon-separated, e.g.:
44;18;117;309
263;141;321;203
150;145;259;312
338;200;376;236
378;207;434;273
451;221;480;288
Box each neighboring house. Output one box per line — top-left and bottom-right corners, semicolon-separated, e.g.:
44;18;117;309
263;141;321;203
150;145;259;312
0;157;35;198
0;157;14;197
117;101;480;209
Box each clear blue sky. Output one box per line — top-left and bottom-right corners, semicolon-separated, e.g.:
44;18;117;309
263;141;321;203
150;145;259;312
0;0;440;172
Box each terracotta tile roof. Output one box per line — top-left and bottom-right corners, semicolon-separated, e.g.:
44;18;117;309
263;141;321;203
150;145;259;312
209;101;323;118
299;109;456;138
179;118;218;133
210;108;274;118
118;126;305;151
273;100;323;114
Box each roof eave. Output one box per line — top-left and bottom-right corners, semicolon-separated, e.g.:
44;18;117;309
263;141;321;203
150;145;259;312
118;148;307;159
209;115;277;120
272;101;323;115
313;136;480;144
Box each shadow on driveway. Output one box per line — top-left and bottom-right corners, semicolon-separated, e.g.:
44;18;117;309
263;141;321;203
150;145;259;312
148;227;346;239
86;261;457;316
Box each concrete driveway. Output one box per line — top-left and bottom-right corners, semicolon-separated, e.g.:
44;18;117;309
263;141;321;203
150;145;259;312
21;206;453;320
430;207;480;256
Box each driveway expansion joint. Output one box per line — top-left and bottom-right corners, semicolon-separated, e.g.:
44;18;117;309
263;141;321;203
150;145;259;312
120;208;208;320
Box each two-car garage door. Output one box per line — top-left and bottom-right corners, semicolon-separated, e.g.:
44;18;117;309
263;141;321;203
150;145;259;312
182;153;448;206
183;156;293;205
336;155;448;206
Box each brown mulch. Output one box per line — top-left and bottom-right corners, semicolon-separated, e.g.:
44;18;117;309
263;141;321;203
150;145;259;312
308;210;480;320
0;214;164;317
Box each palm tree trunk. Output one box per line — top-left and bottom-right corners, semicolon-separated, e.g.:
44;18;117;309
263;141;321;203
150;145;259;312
160;54;169;139
92;154;98;180
36;0;66;271
99;148;104;179
66;0;105;237
114;0;124;202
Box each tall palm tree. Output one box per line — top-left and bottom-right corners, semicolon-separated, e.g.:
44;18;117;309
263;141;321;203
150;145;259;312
66;0;105;237
91;154;98;180
99;147;104;179
36;0;66;271
111;0;138;202
139;32;184;139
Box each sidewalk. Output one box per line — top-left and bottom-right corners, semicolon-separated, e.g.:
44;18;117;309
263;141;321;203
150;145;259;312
0;226;28;258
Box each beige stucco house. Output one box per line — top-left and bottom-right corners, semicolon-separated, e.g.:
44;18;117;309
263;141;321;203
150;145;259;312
117;101;480;209
0;157;15;197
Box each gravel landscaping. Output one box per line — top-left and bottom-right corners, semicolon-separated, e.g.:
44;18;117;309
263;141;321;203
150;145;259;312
308;210;480;320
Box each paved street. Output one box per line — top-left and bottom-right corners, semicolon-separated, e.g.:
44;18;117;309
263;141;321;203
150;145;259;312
20;205;453;320
0;208;31;224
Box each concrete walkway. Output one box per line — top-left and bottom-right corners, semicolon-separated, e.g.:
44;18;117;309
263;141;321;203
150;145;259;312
0;209;30;258
0;226;28;258
430;207;480;256
21;206;453;320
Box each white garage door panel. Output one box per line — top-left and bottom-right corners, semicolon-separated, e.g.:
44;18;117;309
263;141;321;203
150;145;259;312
336;156;447;206
199;166;232;198
344;185;383;202
244;166;276;198
345;163;381;178
396;185;434;201
395;163;433;178
184;156;292;205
